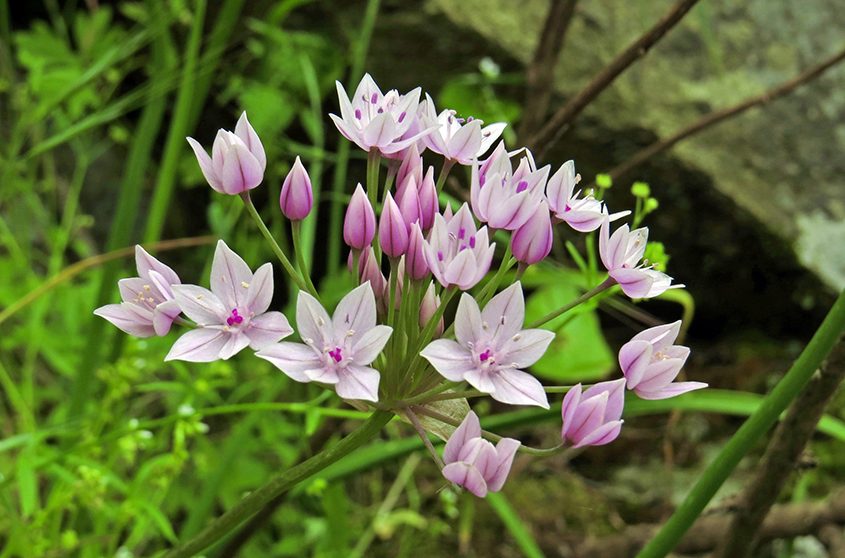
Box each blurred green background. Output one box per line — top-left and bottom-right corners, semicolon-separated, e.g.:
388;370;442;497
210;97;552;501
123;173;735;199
1;1;844;556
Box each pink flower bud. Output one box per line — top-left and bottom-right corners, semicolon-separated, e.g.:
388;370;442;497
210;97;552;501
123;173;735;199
344;184;377;250
511;201;553;265
397;178;422;232
379;192;409;258
357;247;386;295
405;222;429;281
561;379;626;448
396;143;423;200
419;281;443;336
418;166;438;231
280;156;313;220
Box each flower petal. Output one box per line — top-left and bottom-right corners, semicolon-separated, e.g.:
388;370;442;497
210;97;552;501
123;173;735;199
152;300;182;336
245;263;274;314
488;369;550;408
485;437;520;492
481;282;525;344
256;342;322;382
135;245;180;287
211;240;253;309
94;303;155;337
351;325;393;365
501;328;555;368
165;328;229;362
219;332;251;360
635;381;708;400
420;339;475;382
618;340;653;389
631;321;681;349
336;364;380;402
333;282;377;344
442;462;488;498
454;293;483;347
186;137;222;192
245;311;293;350
443;410;482;465
610;268;655;299
296;291;332;348
575;419;623;448
172;285;226;325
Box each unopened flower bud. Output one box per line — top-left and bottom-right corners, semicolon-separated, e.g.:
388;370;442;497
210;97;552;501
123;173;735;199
344;184;376;250
379;192;409;258
418;166;438;231
405;222;429;281
187;112;265;195
397;178;422;232
511;201;553;265
280;156;313;220
419;281;443;336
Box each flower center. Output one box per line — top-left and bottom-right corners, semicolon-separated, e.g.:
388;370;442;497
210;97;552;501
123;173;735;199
479;348;493;362
226;308;244;326
328;347;343;363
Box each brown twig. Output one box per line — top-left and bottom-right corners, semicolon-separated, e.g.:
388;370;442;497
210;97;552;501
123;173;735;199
594;45;845;187
529;0;700;157
573;490;845;557
517;0;578;143
714;339;845;558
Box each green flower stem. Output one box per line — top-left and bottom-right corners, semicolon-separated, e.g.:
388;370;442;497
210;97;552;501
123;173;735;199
291;220;319;297
528;276;614;328
366;150;381;208
636;289;845;558
476;245;515;306
435;159;455;193
163;410;393;558
403;288;458;384
240;193;309;295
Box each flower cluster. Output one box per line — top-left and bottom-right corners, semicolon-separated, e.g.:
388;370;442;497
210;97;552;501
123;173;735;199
96;74;706;499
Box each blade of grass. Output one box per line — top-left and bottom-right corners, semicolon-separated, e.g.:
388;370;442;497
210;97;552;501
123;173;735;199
487;492;546;558
326;0;380;276
636;289;845;558
143;0;207;244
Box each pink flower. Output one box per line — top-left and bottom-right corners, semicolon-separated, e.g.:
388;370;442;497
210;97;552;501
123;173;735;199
599;220;682;299
423;204;495;291
511;201;553;265
618;321;706;400
561;379;626;448
546;161;628;232
396;178;422;232
164;241;293;362
257;283;393;402
379;192;409;258
470;146;549;231
344;184;377;250
396;143;424;200
420;282;553;408
417;166;438;231
356;247;387;295
330;74;432;156
441;411;520;498
187;112;266;195
420;94;506;165
280;156;313;220
94;246;183;337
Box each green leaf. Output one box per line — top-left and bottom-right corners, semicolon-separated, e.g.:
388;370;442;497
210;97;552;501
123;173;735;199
524;283;613;381
487;493;545;558
415;397;470;442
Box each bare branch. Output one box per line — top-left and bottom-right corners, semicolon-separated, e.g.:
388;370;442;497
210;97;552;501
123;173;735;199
714;340;845;558
517;0;578;143
529;0;700;157
595;45;845;187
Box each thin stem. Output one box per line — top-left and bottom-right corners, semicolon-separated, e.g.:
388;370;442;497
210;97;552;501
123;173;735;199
476;245;515;305
163;411;393;558
435;159;455;193
291;220;319;297
405;408;444;468
366;149;382;207
528;277;614;328
240;193;310;294
636;289;845;558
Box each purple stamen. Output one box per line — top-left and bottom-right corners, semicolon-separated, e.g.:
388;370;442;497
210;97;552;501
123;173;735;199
458;227;466;240
469;235;476;248
354;108;362;120
398;111;406;123
227;309;243;326
370;93;378;104
515;180;529;193
437;250;444;261
467;116;474;122
328;347;343;363
459;243;467;251
479;349;492;362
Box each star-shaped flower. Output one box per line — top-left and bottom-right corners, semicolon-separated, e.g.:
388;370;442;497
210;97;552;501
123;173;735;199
257;283;392;402
165;240;292;362
421;282;553;408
